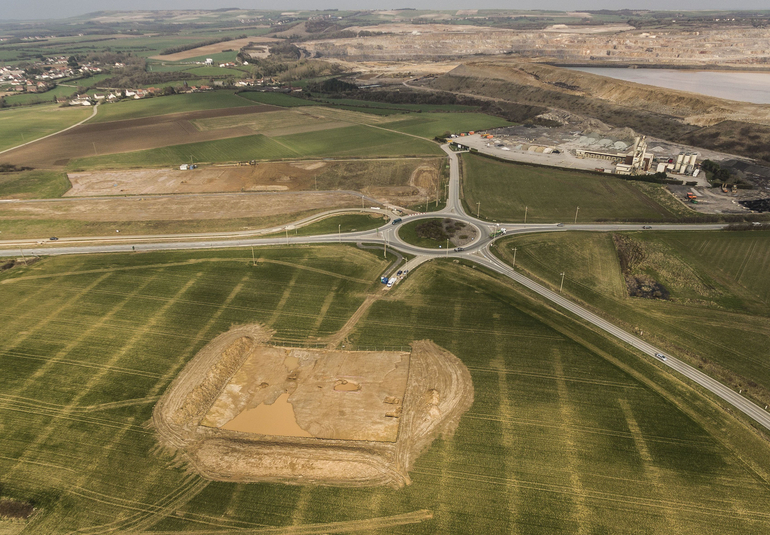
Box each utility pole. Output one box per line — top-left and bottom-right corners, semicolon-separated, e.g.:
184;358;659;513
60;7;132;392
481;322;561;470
425;195;428;212
93;142;97;155
512;247;517;270
524;206;528;224
559;272;565;293
574;206;580;224
476;201;480;218
315;176;317;190
361;195;364;209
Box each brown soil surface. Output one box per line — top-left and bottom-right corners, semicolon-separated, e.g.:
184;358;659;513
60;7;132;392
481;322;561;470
153;325;473;488
2;105;275;169
65;158;442;206
0;191;360;223
149;36;279;61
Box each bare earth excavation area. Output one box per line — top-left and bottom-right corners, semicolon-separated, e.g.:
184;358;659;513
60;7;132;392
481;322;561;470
154;325;473;488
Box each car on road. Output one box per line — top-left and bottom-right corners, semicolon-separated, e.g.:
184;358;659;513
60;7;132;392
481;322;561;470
49;237;59;241
642;225;652;229
556;223;564;227
655;353;667;361
391;218;402;225
454;247;464;252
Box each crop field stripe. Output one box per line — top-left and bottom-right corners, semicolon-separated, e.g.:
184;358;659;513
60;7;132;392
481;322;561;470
308;282;339;339
415;465;770;521
552;350;592;532
15;274;158;395
4;273;200;482
467;366;641;389
491;315;520;532
2;272;112;355
618;398;677;530
0;349;162;380
268;269;301;327
0;277;74;337
290;487;313;526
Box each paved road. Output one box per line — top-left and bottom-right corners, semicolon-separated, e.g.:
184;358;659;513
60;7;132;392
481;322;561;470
1;143;767;432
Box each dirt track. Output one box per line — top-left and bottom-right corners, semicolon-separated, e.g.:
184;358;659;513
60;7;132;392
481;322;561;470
2;105;275;168
153;324;473;488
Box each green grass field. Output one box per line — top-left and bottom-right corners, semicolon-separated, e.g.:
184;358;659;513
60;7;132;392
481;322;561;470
0;105;92;152
0;170;70;199
385;113;513;138
67;125;444;170
88;91;254;123
462;153;681;222
291;212;389;236
237;91;318;107
398;218;452;249
492;230;770;405
3;249;770;532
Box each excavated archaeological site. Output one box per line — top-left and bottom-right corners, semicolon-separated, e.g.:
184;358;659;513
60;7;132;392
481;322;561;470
153;325;473;488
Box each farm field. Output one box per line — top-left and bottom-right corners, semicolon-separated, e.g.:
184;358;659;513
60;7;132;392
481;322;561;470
89;91;255;124
265;212;389;237
0;191;362;239
385;113;513;138
461;153;681;222
3;105;276;169
65;158;442;197
2;250;770;532
492;230;770;406
237;91;318;107
68;125;444;170
0;170;71;199
0;105;92;153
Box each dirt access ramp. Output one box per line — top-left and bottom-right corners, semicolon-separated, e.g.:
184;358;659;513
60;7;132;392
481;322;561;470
2;105;275;169
153;325;473;488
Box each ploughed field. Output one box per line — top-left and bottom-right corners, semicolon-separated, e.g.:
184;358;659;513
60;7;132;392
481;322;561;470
1;247;770;532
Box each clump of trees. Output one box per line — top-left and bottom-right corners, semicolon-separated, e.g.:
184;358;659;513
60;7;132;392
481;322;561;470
160;35;244;56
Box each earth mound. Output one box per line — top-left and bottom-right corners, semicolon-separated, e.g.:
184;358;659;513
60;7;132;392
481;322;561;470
153;325;473;488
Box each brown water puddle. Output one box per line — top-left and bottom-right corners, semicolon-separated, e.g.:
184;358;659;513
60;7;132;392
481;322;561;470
334;380;361;391
221;392;312;437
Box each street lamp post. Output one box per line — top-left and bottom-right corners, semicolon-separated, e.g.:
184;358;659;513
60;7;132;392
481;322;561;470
559;272;565;293
285;227;289;245
512;247;517;270
574;206;580;224
524;206;528;224
338;224;341;244
446;238;449;257
476;202;480;218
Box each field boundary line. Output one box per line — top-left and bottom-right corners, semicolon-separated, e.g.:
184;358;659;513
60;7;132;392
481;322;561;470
0;101;99;156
